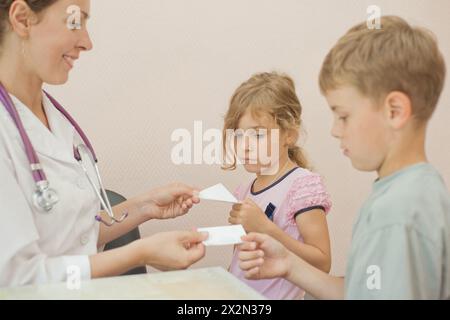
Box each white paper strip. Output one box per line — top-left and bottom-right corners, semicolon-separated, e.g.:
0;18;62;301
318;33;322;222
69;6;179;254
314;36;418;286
198;225;246;246
198;183;238;204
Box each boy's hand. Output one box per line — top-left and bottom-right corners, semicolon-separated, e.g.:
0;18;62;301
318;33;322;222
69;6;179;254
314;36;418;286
238;232;292;280
228;198;273;233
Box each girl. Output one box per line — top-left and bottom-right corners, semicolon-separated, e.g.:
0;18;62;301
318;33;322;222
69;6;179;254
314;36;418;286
223;72;332;299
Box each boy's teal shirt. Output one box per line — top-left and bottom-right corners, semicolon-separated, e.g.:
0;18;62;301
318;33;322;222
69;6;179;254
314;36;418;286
345;163;450;299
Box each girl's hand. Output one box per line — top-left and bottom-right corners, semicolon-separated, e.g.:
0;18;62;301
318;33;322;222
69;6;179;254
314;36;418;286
228;198;273;233
137;231;208;271
135;182;200;220
238;233;292;280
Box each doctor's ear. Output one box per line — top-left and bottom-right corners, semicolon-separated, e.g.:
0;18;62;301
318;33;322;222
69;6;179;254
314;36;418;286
383;91;413;130
9;0;38;38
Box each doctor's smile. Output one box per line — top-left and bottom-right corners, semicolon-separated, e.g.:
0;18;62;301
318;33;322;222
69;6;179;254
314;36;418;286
62;54;77;69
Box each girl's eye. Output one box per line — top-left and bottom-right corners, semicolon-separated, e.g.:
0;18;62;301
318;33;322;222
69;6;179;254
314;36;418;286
338;116;348;122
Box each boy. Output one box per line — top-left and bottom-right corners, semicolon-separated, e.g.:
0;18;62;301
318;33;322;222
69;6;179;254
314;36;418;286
238;16;450;299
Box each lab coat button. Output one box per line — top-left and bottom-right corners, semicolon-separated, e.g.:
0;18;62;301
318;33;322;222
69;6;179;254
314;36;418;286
80;234;90;245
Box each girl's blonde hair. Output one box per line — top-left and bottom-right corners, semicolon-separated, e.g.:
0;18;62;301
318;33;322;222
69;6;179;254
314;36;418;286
222;72;309;170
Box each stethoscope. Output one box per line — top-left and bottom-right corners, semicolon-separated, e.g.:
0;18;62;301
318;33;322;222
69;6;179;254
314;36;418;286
0;83;128;226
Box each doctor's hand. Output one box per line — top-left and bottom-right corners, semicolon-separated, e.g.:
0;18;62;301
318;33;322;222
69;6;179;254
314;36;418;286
238;233;292;280
135;182;200;220
137;231;208;271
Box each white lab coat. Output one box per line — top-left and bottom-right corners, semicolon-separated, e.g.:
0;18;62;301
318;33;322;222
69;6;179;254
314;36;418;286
0;92;100;287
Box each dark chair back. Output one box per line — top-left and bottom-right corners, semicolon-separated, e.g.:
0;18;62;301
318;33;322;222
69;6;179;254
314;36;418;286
103;190;147;275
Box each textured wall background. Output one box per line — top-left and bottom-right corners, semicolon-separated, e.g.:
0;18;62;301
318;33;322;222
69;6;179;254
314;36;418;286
48;0;450;276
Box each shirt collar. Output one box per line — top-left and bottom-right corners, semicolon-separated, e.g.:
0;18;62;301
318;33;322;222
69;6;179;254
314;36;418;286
8;92;76;164
373;162;430;193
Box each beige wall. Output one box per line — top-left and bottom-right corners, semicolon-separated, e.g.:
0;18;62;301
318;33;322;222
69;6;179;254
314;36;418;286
48;0;450;276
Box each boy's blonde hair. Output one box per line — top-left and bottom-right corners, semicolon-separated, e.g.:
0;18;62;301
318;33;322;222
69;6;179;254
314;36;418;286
319;15;446;122
222;72;309;170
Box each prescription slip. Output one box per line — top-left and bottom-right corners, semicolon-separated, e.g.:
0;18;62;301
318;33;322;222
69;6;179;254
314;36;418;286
199;225;246;246
199;183;238;203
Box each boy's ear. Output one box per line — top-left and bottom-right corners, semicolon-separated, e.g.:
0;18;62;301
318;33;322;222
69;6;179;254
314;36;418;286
9;0;35;38
383;91;412;129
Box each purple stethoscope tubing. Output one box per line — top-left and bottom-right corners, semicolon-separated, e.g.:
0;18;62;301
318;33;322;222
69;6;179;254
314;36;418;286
0;83;97;178
0;83;46;182
0;82;127;226
43;91;98;163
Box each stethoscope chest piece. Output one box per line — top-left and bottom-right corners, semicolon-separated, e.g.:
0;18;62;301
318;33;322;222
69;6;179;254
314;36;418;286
0;82;127;226
33;180;59;213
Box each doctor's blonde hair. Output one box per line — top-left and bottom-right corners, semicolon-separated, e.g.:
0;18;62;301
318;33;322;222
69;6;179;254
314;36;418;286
0;0;59;46
222;72;309;171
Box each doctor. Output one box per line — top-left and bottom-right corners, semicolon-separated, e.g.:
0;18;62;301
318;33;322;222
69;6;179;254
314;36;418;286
0;0;207;287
